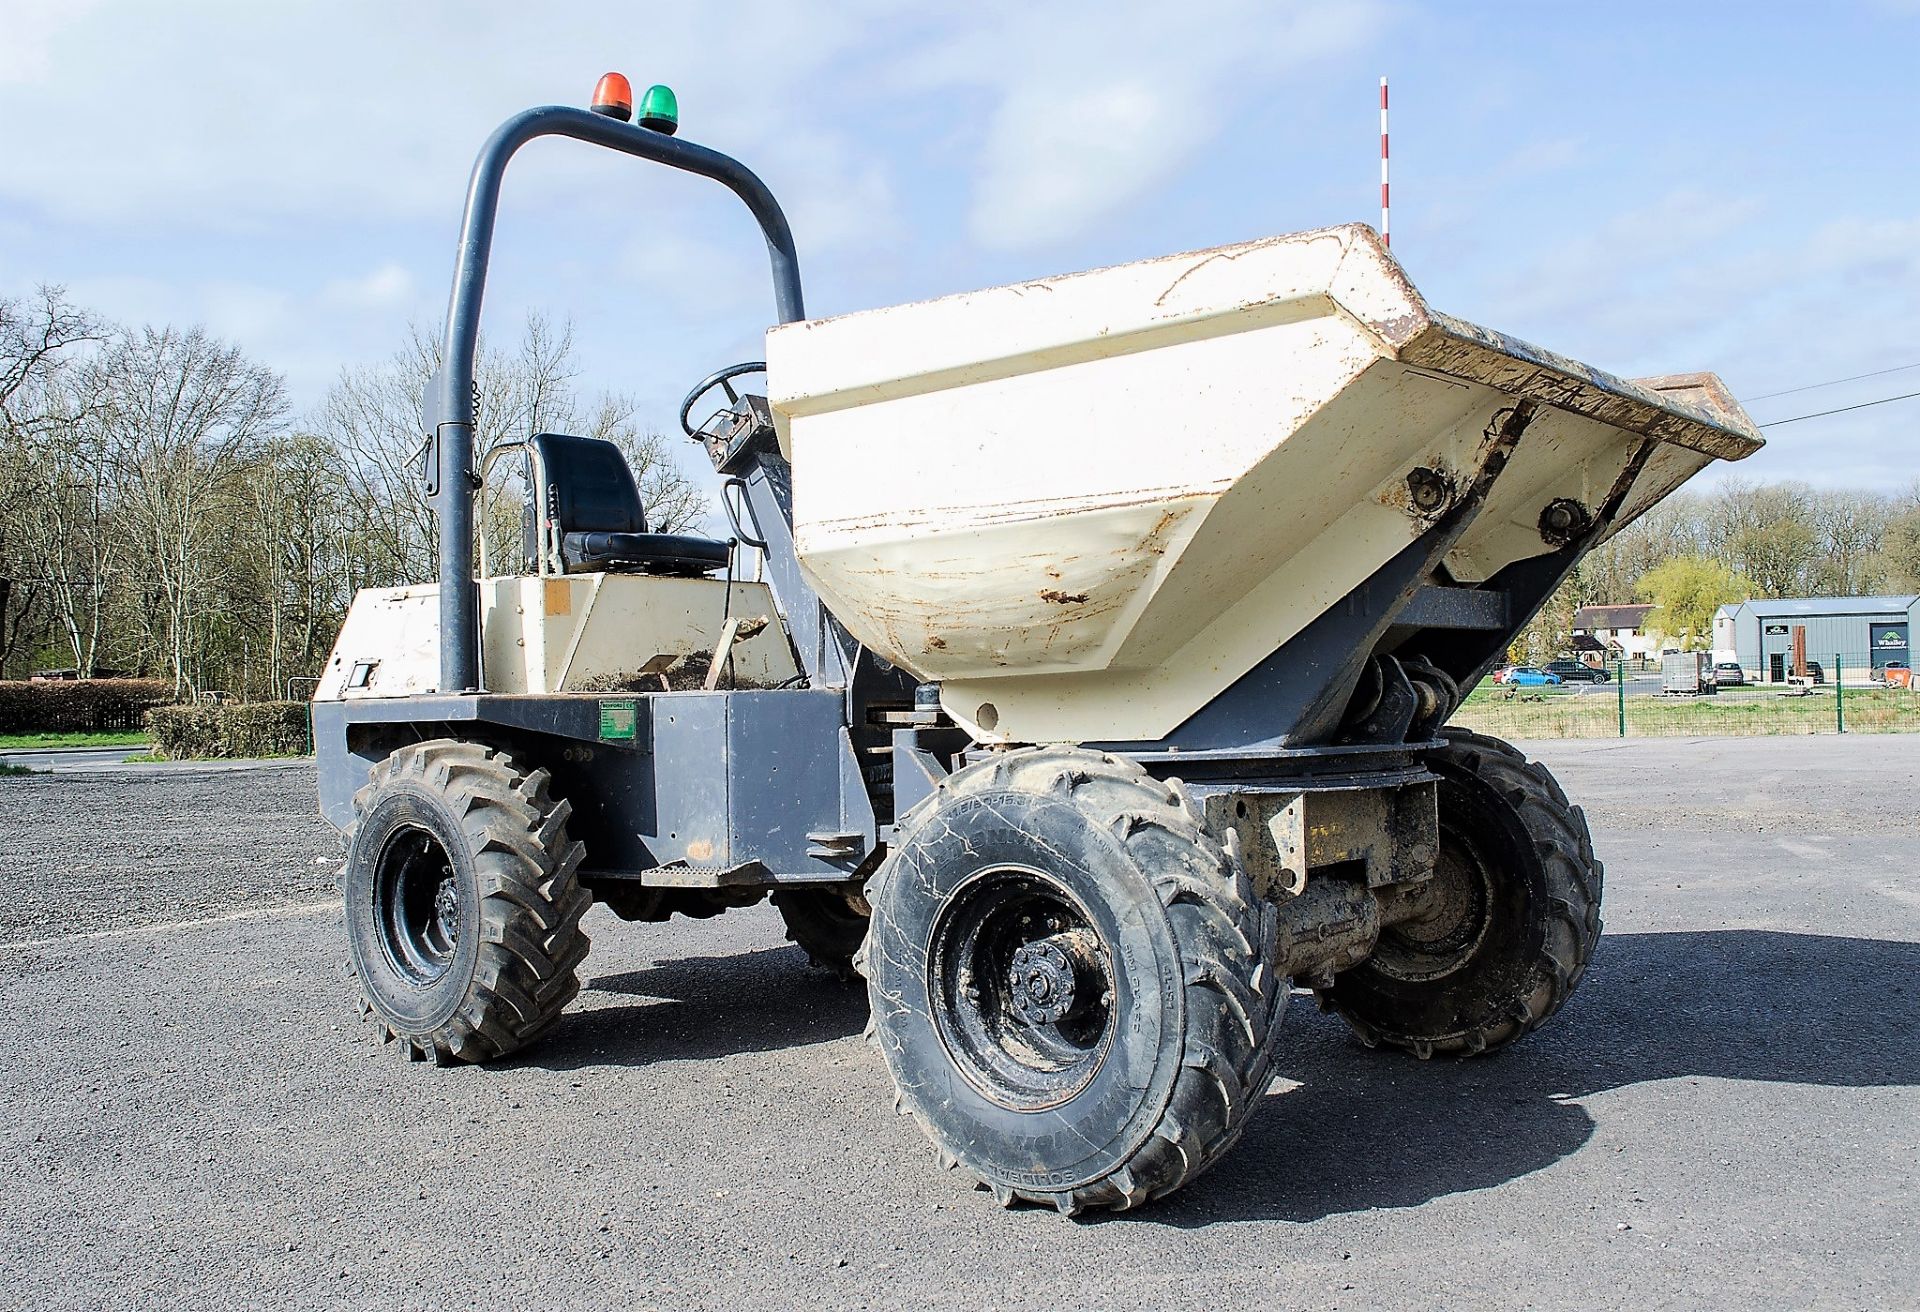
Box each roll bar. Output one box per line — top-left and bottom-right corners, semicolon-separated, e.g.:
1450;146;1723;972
427;104;805;692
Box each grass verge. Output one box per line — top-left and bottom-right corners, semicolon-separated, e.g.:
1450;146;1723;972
1453;686;1920;738
0;731;148;750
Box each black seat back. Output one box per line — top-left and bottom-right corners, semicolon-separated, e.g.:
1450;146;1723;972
523;432;730;578
531;432;646;535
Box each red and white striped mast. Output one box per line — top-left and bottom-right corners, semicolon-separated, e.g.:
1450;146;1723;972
1379;75;1390;248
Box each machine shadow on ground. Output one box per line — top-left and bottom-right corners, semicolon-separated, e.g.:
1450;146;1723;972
494;928;1918;1222
506;946;869;1072
1156;928;1920;1227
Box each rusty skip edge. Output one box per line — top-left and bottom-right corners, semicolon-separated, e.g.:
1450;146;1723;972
1399;311;1763;462
778;220;1761;464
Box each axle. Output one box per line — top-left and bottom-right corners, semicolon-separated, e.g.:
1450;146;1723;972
1270;869;1454;987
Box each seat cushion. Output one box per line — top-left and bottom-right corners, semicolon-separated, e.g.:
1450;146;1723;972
562;531;730;577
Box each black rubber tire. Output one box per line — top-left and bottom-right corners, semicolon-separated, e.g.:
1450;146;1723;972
771;887;870;981
1316;728;1602;1058
342;740;590;1065
857;746;1285;1215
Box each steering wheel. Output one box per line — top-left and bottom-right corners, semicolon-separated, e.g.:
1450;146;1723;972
679;361;766;438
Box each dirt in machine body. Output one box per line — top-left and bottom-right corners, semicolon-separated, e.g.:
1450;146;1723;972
768;223;1760;745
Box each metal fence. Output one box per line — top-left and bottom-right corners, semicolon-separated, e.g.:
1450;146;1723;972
1450;654;1920;740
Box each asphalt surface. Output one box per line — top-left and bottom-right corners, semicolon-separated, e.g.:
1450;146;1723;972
0;744;146;773
0;743;306;774
2;736;1916;1310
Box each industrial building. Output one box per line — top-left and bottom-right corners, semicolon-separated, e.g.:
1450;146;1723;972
1712;595;1917;681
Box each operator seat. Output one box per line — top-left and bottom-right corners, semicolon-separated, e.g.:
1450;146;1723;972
527;432;730;577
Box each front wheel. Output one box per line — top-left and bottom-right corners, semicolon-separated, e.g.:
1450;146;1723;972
858;747;1284;1215
342;740;590;1064
1317;729;1602;1058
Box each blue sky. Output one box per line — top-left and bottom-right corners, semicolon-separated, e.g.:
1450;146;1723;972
3;0;1917;497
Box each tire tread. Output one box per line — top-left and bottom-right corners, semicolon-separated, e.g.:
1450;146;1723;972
1316;727;1601;1058
347;740;590;1064
861;745;1284;1216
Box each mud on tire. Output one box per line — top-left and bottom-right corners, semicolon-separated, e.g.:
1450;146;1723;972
1317;728;1602;1058
857;746;1285;1215
342;740;590;1064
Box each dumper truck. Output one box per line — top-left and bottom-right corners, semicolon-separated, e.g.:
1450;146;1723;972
311;76;1763;1215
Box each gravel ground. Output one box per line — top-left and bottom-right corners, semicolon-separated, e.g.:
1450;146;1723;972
0;761;335;943
1;736;1915;1310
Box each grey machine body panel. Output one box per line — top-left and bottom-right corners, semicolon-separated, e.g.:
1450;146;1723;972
316;690;875;885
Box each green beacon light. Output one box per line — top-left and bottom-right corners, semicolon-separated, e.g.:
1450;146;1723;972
637;83;679;135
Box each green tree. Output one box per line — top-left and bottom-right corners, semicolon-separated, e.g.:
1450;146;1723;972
1635;555;1749;649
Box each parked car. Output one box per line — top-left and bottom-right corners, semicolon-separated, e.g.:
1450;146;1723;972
1713;662;1746;686
1497;666;1563;687
1546;659;1609;684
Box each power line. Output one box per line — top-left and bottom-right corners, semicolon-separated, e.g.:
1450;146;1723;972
1746;360;1920;402
1759;389;1920;427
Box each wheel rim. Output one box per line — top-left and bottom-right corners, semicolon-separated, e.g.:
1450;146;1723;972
372;824;462;985
928;867;1116;1111
1369;827;1493;983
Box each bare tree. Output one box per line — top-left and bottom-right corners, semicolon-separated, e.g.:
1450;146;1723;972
319;314;708;587
0;287;105;673
101;326;287;694
1688;480;1828;597
18;362;121;675
0;285;103;422
228;432;358;698
1808;489;1891;596
1882;491;1920;593
315;327;442;588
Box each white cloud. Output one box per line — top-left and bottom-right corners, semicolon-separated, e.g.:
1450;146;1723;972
0;0;102;83
199;281;294;344
321;263;415;311
768;130;902;258
0;2;897;230
872;0;1386;251
972;80;1181;249
1803;215;1920;283
1475;188;1764;335
617;231;765;316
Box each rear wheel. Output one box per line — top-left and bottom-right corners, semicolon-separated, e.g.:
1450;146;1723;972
771;887;869;980
342;740;590;1064
859;747;1284;1215
1317;729;1601;1058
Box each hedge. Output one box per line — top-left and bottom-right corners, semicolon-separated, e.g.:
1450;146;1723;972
145;702;313;759
0;679;175;734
